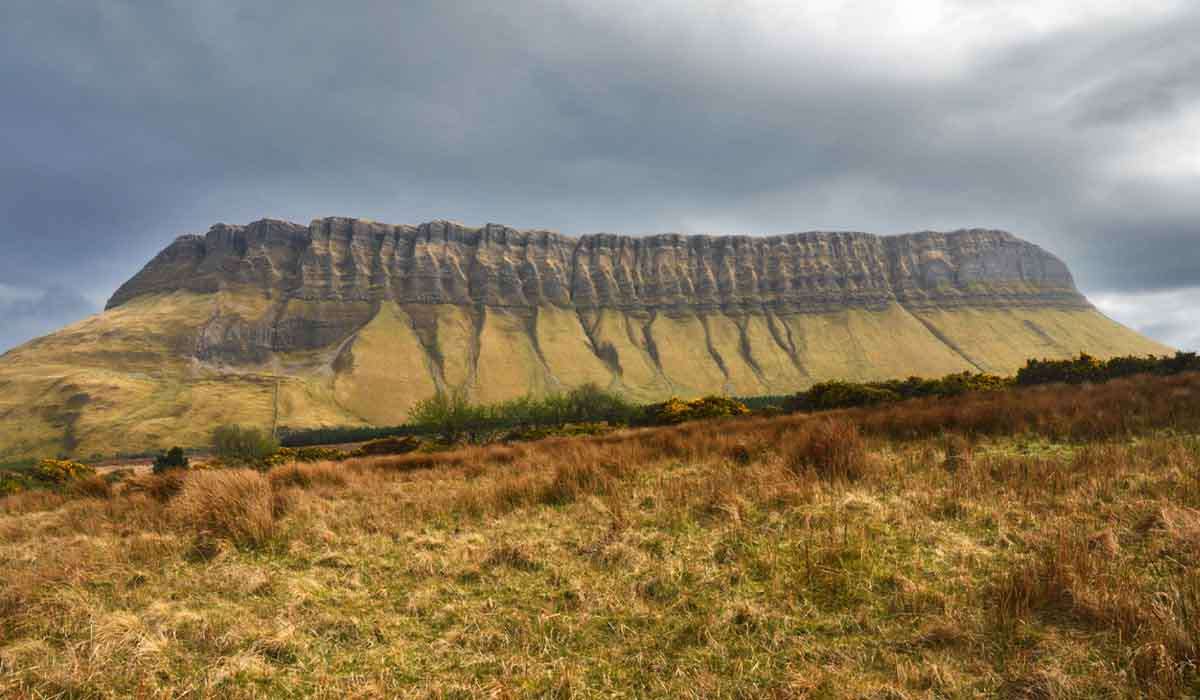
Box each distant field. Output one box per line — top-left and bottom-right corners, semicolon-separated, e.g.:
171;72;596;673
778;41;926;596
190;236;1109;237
3;371;1200;697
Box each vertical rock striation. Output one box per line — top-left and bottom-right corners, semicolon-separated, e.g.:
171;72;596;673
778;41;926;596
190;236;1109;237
108;218;1088;315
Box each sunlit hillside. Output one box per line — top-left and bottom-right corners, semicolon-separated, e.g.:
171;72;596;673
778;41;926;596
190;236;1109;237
0;284;1171;463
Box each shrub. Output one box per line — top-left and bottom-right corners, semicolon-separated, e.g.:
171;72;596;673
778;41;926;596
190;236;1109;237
640;395;750;426
211;425;280;467
153;446;189;474
790;382;901;411
559;383;639;424
170;469;276;548
32;459;96;485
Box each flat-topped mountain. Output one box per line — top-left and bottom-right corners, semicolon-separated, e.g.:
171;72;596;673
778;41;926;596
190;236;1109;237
110;218;1084;313
0;218;1170;460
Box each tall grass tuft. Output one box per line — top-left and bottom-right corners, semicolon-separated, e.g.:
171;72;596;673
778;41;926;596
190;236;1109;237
541;461;616;505
170;469;276;549
787;418;868;482
992;529;1200;696
268;461;348;490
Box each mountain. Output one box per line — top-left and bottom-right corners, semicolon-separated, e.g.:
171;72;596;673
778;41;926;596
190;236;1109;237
0;217;1170;460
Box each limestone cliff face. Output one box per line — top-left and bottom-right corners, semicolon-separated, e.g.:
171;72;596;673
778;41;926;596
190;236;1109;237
0;217;1168;460
111;218;1085;313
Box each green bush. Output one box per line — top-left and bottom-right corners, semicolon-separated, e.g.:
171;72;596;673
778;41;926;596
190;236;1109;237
211;425;280;467
558;383;639;424
792;382;902;411
153;446;189;474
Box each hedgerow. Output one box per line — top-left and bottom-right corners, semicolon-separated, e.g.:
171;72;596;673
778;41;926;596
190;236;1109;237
407;384;639;442
782;353;1200;414
785;371;1010;412
1016;351;1200;385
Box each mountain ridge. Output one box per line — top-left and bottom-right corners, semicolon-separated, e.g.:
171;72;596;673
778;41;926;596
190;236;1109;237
109;218;1087;314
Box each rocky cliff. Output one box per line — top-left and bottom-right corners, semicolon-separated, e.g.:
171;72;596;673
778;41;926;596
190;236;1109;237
0;218;1170;460
110;218;1085;313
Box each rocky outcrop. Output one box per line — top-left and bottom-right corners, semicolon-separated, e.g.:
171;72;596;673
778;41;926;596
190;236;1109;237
110;218;1087;314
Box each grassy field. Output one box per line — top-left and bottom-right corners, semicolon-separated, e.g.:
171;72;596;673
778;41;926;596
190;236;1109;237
3;372;1200;698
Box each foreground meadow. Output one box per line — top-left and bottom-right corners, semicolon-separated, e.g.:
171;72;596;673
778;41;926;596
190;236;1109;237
3;373;1200;698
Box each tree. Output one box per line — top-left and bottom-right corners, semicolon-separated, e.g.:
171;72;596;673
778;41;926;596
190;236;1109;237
562;382;636;424
409;388;483;442
211;425;280;466
153;446;189;474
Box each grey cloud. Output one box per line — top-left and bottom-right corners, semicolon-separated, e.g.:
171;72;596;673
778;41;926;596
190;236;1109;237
1071;58;1200;126
1092;287;1200;352
1;0;1198;352
0;286;98;353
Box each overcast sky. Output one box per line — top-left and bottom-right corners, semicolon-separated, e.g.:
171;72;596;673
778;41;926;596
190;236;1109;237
2;0;1197;352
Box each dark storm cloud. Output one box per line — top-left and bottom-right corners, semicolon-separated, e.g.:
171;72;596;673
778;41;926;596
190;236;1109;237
1;1;1198;351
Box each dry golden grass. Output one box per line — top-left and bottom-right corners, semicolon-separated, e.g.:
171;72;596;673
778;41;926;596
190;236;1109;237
2;372;1200;697
170;470;276;550
785;417;869;481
